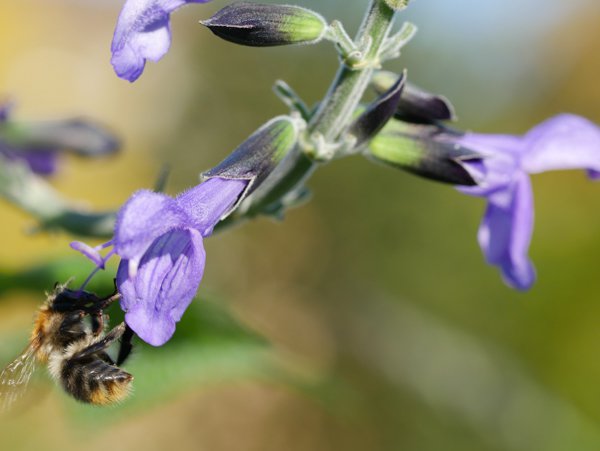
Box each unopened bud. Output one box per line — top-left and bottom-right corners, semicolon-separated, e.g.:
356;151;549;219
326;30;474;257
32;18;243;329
372;71;456;124
349;70;406;149
0;119;120;157
201;3;327;47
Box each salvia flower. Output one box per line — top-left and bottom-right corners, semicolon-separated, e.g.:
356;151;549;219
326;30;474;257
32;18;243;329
72;177;247;346
0;103;119;176
114;177;247;345
456;114;600;290
72;116;300;345
111;0;212;82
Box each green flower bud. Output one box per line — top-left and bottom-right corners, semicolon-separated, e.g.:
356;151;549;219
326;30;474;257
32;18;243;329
201;3;327;47
367;120;481;186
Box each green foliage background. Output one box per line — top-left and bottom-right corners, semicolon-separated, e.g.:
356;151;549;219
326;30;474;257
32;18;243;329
1;1;600;450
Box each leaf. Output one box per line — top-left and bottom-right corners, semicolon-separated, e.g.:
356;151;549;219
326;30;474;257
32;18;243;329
0;157;116;238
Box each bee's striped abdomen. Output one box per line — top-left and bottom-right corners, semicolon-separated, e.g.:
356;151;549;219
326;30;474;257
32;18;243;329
60;357;133;405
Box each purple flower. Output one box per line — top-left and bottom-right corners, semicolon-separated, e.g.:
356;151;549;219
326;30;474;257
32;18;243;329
457;114;600;290
72;177;247;346
0;146;58;176
0;103;56;175
114;177;247;345
0;103;120;176
111;0;211;82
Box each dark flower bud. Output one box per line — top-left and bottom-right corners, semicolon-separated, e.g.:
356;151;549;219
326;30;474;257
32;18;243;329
367;120;481;186
0;119;120;157
349;70;406;149
0;104;120;176
372;71;456;124
201;3;327;47
202;116;301;203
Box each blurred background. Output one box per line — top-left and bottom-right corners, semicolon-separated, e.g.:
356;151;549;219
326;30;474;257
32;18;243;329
1;0;600;450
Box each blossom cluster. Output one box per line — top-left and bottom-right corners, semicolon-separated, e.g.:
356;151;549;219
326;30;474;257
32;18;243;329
40;0;600;346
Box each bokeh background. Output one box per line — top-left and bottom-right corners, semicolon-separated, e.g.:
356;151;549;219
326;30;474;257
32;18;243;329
1;1;600;450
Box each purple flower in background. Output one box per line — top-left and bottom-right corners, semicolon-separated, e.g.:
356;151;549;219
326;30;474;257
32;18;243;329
0;103;57;175
0;147;58;176
72;177;247;346
457;114;600;290
0;102;120;176
111;0;211;82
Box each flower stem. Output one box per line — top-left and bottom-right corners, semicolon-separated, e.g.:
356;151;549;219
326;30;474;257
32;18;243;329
232;0;397;220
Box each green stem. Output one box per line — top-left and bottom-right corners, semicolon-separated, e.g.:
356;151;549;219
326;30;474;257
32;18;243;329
310;0;395;140
232;0;397;220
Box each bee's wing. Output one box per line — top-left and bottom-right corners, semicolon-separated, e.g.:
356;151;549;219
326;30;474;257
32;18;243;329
0;344;38;412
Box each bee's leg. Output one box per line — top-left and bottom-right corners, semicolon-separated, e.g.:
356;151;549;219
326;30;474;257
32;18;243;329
90;311;106;336
88;285;121;336
94;292;121;311
71;322;126;360
116;324;134;366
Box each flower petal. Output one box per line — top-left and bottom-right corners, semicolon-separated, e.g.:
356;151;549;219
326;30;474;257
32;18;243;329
477;173;536;290
117;228;206;346
114;190;190;266
588;169;600;180
521;114;600;175
455;132;525;197
0;147;58;176
176;177;247;236
111;0;211;82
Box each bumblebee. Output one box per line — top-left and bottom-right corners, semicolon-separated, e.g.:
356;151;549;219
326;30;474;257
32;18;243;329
0;282;134;410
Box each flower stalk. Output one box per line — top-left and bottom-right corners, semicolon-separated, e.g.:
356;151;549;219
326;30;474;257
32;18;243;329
230;0;399;220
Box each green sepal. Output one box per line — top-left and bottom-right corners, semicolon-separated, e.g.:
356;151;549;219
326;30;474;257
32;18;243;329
367;120;482;186
202;116;302;208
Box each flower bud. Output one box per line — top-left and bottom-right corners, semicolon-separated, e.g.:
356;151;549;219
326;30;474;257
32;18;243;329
372;71;456;124
367;120;481;186
201;3;327;47
202;116;301;202
349;71;406;148
0;118;120;157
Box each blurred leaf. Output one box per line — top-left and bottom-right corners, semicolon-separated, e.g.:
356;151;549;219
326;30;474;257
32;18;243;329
0;288;278;426
0;257;116;297
0;157;116;238
64;296;274;425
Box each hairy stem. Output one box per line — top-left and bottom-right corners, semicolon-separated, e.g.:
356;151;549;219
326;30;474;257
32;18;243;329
232;0;397;220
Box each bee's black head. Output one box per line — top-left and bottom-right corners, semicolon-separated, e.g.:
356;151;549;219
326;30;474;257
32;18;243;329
49;285;103;313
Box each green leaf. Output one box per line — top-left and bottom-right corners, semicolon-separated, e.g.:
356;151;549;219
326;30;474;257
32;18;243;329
0;157;116;238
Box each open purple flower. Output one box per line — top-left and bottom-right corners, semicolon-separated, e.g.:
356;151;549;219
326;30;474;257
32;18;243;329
71;116;298;345
72;177;247;345
457;114;600;290
111;0;211;82
114;177;247;345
